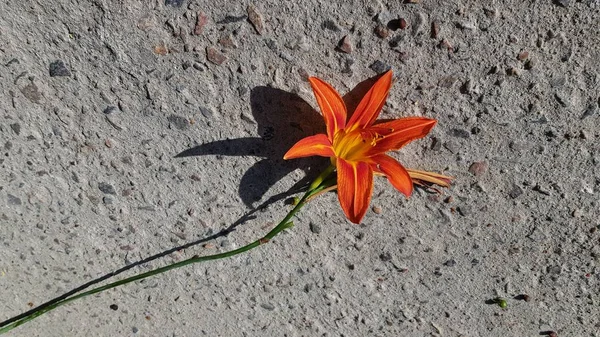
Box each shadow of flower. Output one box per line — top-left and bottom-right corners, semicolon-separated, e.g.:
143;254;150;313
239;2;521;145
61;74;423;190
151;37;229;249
176;86;328;206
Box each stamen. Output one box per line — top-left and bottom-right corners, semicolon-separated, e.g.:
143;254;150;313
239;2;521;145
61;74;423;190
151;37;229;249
334;128;379;161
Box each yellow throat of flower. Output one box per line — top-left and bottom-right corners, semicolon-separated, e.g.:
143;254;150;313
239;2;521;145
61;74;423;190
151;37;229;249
333;128;381;161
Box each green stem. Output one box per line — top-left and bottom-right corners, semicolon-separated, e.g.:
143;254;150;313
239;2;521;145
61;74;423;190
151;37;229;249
0;165;335;334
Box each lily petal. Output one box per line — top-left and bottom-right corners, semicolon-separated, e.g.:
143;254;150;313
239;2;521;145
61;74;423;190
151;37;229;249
283;134;335;159
346;70;393;130
309;77;347;141
371;154;413;197
368;117;436;155
336;158;373;224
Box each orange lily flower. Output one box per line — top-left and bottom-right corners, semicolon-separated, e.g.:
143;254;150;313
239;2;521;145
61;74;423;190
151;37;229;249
284;70;451;223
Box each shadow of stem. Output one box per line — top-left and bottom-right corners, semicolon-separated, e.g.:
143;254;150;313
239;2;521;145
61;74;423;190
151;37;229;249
0;183;307;329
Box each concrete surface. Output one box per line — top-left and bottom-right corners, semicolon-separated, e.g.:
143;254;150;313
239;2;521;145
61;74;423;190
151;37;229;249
1;0;599;336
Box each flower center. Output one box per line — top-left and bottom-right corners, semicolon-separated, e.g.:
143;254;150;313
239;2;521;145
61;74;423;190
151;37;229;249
332;129;380;161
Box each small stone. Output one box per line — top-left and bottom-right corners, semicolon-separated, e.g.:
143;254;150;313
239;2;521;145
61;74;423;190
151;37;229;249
109;304;119;310
103;196;114;205
49;60;71;77
553;0;569;7
550;76;566;88
297;67;310;80
517;51;529;61
105;115;125;131
341;57;354;74
10;123;21;135
460;79;474;94
548;331;558;337
217;15;247;24
193;11;208;35
444;259;456;267
375;24;390;38
379;252;392;262
137;15;154;31
372;205;382;214
581;104;597;119
264;38;277;51
468;161;488;176
562;49;574;63
5;58;19;66
554;92;569;107
533;184;551;196
321;19;341;32
295;36;311;51
132;327;139;334
457;206;470;216
438;76;457;88
337;35;353;54
483;7;498;18
398;51;413;64
571;209;583;218
164;0;184;7
369;60;391;74
7;194;22;205
309;222;321;234
199;106;214;119
439;39;454;51
431;137;442;151
20;83;42;103
546;265;561;274
506;67;521;76
450;128;470;139
260;303;275;311
387;35;401;48
524;59;535;70
399;18;408;30
192;62;205;71
167;114;190;130
458;21;476;30
218;34;238;48
247;4;265;34
98;182;116;195
431;21;440;38
153;43;169;55
206;46;227;65
412;13;427;36
443;140;459;154
103;106;118;114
